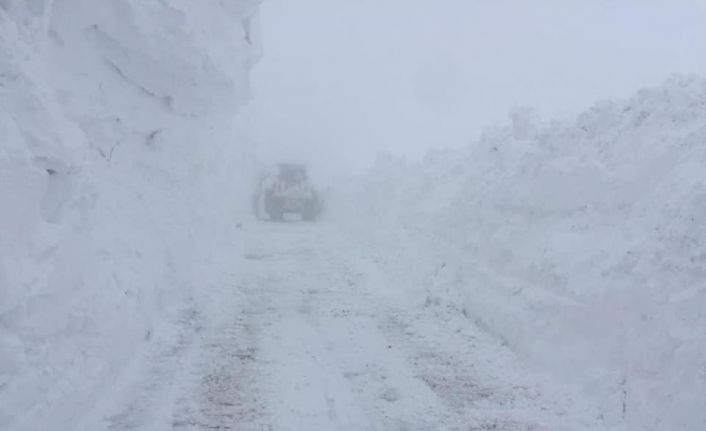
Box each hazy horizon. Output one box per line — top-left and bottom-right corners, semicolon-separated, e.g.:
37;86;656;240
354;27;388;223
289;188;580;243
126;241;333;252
245;0;706;173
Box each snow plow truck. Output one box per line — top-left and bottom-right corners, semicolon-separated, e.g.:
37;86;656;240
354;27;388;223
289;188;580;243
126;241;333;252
254;163;321;221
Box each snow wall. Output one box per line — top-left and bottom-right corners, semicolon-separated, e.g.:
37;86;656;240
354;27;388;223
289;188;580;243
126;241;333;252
339;76;706;431
0;1;261;429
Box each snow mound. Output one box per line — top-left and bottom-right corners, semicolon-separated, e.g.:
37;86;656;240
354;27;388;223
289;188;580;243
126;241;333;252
0;1;260;429
344;76;706;431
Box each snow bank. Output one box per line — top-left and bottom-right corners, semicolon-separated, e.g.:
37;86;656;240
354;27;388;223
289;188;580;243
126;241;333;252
0;1;260;429
341;76;706;431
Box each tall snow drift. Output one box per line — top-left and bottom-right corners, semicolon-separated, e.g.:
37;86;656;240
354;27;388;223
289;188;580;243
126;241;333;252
0;1;260;429
343;76;706;431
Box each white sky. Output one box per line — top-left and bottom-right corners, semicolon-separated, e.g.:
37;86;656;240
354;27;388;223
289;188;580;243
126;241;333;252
243;0;706;173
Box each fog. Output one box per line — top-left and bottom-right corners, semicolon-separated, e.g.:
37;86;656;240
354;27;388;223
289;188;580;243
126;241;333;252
245;0;706;173
4;2;706;429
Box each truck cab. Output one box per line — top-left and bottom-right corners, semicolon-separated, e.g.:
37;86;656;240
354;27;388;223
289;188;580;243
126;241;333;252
257;164;320;221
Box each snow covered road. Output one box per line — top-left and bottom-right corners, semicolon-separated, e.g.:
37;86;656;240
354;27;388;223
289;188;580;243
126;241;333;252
75;220;604;431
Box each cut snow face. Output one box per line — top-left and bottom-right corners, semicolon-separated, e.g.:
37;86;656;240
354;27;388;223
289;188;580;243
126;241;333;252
338;76;706;431
0;1;260;430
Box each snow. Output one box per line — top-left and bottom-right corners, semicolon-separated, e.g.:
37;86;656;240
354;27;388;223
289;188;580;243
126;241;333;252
0;1;260;429
337;75;706;430
68;221;606;431
2;2;704;430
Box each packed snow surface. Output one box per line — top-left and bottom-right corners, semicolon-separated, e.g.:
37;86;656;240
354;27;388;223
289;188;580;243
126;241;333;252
70;221;605;431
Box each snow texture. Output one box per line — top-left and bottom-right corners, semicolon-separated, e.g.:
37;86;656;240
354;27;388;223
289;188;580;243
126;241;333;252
71;221;606;431
0;1;261;429
338;76;706;431
2;2;704;430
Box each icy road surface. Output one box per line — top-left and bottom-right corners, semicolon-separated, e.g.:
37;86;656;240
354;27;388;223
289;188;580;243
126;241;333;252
77;221;603;431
